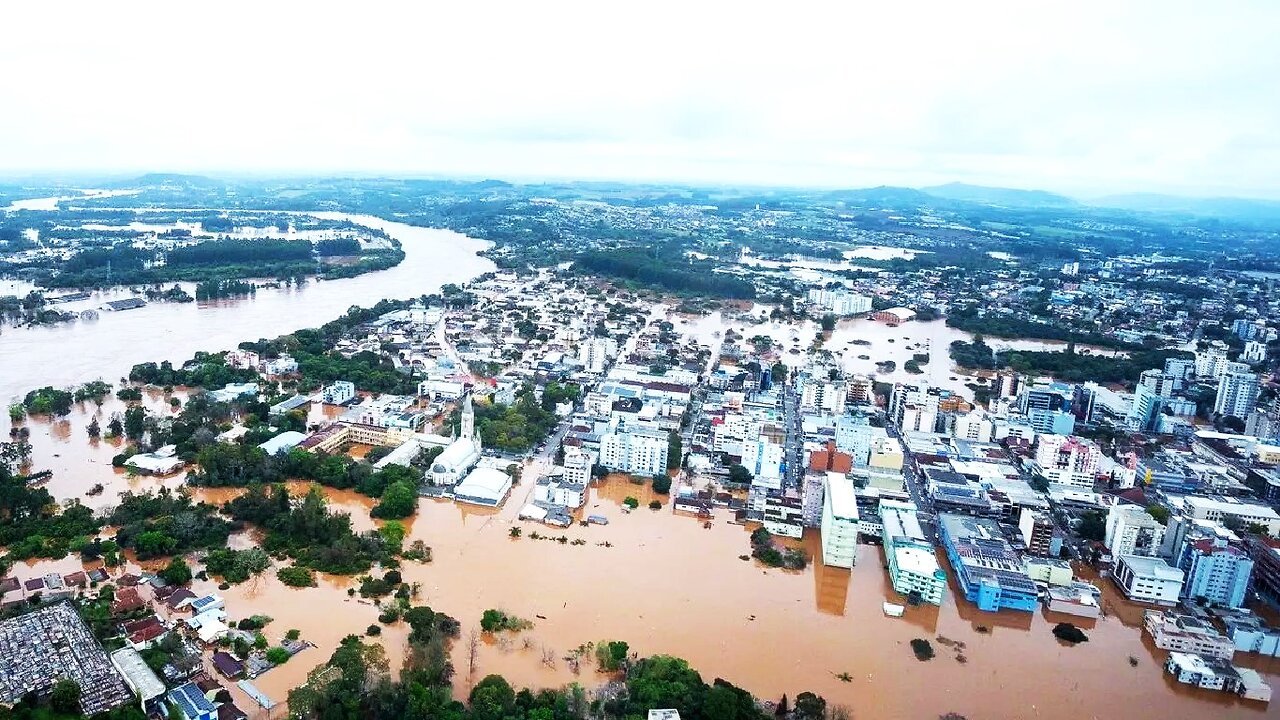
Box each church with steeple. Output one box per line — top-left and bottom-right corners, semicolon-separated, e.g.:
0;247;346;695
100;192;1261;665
427;393;483;486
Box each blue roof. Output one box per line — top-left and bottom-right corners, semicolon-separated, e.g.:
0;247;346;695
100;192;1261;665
169;682;215;719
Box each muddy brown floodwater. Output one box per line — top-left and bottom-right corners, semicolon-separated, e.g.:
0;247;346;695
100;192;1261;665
9;397;1280;719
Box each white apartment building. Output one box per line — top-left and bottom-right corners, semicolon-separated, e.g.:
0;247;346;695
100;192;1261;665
800;379;847;415
890;382;939;433
321;380;356;405
952;410;995;443
713;414;762;456
599;426;670;477
1035;434;1101;488
1243;341;1268;365
1182;496;1280;536
1195;348;1230;379
741;437;785;489
881;499;946;605
806;289;872;316
1215;371;1261;419
821;474;859;568
1114;555;1184;605
1105;504;1167;558
562;446;594;488
835;416;873;465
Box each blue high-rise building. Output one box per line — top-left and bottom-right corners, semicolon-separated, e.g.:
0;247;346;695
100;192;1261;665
1178;539;1253;608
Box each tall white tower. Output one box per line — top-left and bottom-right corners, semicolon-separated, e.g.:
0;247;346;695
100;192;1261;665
460;393;475;441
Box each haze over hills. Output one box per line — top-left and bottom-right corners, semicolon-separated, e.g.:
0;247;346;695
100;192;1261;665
13;172;1280;225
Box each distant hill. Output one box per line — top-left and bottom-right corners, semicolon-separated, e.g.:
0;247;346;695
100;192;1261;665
1090;193;1280;222
118;173;225;189
822;185;937;209
921;182;1078;208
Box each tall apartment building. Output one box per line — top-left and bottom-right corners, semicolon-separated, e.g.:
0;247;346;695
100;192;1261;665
562;446;594;488
1215;371;1261;419
846;375;874;406
599;426;669;476
1019;507;1055;557
800;378;847;415
322;380;356;405
741;437;785;490
1195;348;1229;378
881;499;946;605
952;410;995;443
1034;434;1100;488
890;382;940;432
821;474;859;568
1177;539;1254;608
806;288;872;316
1243;341;1268;365
1105;504;1167;558
834;415;872;465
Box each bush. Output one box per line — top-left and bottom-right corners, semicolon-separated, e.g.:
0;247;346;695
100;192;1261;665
652;475;672;494
286;629;301;641
648;500;662;510
277;566;316;587
480;608;533;633
595;639;630;672
910;638;935;661
1053;623;1089;644
266;647;291;664
623;496;639;509
366;624;382;636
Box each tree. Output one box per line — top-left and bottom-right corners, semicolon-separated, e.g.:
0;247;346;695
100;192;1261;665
727;464;753;485
50;679;81;714
469;675;516;720
124;405;146;441
667;431;682;471
372;480;418;519
652;474;672;494
266;647;291;664
87;416;101;438
1077;510;1106;542
1145;504;1170;524
159;557;192;586
820;313;837;332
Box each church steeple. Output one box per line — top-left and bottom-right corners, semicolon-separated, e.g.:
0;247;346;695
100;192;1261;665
460;393;475;441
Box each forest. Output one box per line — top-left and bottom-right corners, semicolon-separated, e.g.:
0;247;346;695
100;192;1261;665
949;337;1191;386
574;248;756;299
287;631;835;720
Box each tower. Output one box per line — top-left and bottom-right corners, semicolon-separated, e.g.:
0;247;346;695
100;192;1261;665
460;393;475;442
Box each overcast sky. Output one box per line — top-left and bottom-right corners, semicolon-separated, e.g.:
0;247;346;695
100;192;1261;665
2;2;1278;198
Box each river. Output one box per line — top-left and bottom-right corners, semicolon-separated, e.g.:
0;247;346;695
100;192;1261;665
0;208;495;404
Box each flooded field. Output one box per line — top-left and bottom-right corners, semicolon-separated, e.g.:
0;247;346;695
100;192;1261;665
677;313;1122;400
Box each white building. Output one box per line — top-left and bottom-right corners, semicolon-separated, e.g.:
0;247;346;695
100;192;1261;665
821;474;859;568
208;382;259;403
599;426;670;477
428;395;482;486
741;437;785;490
263;355;298;375
454;466;512;507
1105;505;1167;558
1035;434;1100;488
418;379;466;400
1243;341;1268;365
952;411;994;443
1195;348;1230;379
806;288;872;316
881;499;945;605
835;416;873;465
1113;555;1184;605
562;446;594;488
322;380;356;405
578;337;619;373
1215;371;1261;419
800;379;847;415
1182;496;1280;536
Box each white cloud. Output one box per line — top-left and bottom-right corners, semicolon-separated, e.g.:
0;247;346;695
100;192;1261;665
1;1;1277;197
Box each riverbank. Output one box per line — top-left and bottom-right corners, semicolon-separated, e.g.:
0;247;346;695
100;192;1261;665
0;213;494;404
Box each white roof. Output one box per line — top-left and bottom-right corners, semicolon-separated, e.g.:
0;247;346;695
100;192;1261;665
455;467;512;501
1184;496;1280;520
1119;555;1185;582
432;438;481;473
125;453;185;474
110;647;166;701
518;504;548;521
258;431;307;455
825;475;859;521
894;544;941;577
1167;651;1213;675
